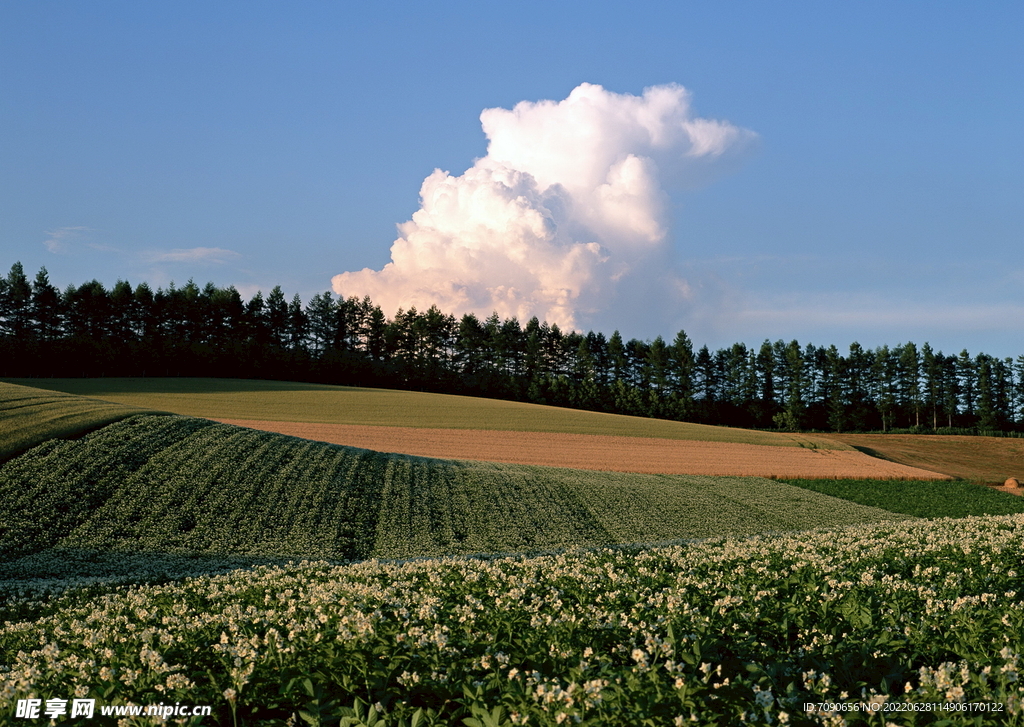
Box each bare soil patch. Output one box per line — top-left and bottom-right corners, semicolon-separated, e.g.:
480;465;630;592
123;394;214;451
822;433;1024;486
213;419;949;479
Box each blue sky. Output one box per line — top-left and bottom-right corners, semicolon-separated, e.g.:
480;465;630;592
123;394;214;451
2;2;1022;357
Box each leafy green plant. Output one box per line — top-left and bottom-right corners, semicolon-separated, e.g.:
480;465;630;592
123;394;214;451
784;478;1024;518
0;416;904;566
3;516;1024;725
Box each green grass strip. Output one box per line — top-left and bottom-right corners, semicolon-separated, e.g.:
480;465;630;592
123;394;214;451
783;478;1024;519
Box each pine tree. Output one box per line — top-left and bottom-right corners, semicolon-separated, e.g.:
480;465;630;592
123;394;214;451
668;330;695;418
287;293;308;351
0;262;32;338
306;292;335;355
31;267;62;340
897;342;922;428
266;286;289;347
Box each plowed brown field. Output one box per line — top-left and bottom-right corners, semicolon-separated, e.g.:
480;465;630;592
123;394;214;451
213;419;950;479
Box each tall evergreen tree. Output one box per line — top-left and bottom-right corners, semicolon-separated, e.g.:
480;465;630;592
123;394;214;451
845;342;873;431
306;292;335;355
109;280;137;343
607;331;626;385
695;345;716;402
266;286;289;347
921;343;941;429
287;293;308;351
821;345;846;432
897;342;922;428
956;350;976;419
872;346;897;432
774;340;805;431
0;262;33;338
975;354;998;431
668;330;695;417
245;291;270;346
940;354;961;428
31;267;62;340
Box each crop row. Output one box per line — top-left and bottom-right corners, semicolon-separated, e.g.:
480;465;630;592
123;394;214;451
3;515;1024;725
0;415;904;568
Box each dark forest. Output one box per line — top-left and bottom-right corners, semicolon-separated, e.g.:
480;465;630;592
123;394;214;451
2;262;1021;434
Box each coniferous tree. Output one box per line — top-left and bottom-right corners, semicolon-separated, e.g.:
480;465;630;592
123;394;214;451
245;291;269;347
306;292;335;355
607;331;626;385
872;346;898;432
995;357;1013;429
134;283;157;341
266;286;289;347
288;294;308;351
921;343;941;430
1014;355;1024;427
897;342;922;428
824;345;847;432
774;340;805;431
956;350;976;420
668;330;695;418
109;280;137;343
0;262;33;338
31;267;62;340
844;343;873;431
976;354;998;431
940;353;961;428
455;313;486;380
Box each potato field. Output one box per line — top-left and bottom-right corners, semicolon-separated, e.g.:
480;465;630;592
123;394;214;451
0;415;902;567
3;383;1024;725
3;517;1024;725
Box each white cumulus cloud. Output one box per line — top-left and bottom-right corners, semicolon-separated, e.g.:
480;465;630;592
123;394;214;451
332;82;755;330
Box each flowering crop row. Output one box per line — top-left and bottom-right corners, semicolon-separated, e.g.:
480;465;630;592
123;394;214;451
0;415;904;568
2;515;1024;725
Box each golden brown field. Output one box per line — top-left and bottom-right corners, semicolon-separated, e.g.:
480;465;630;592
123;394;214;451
823;432;1024;488
213;418;950;479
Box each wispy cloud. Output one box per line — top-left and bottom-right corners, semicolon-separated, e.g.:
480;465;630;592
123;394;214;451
737;300;1024;332
143;247;242;264
42;226;94;253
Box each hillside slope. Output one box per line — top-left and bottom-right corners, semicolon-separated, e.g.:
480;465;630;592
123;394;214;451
824;432;1024;484
4;377;850;449
0;381;162;462
0;415;907;568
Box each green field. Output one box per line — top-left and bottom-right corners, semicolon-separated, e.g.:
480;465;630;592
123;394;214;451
785;478;1024;519
3;377;851;449
0;380;162;462
0;414;903;572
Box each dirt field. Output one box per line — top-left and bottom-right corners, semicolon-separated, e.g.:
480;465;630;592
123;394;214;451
822;433;1024;484
213;419;950;479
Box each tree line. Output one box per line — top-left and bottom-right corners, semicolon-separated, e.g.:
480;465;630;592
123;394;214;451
2;261;1022;433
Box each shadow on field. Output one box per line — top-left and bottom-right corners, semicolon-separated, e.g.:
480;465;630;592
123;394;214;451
848;445;896;462
0;548;319;600
4;377;347;395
